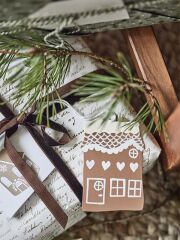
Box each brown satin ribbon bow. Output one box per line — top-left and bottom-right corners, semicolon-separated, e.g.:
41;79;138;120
0;98;83;229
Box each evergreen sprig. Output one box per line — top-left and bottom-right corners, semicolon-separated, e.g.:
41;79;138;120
0;30;73;123
73;53;165;134
0;30;165;135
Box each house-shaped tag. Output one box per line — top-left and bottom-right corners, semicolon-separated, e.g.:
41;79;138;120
0;150;39;196
82;121;144;212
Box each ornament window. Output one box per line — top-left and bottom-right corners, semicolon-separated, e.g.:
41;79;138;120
110;178;126;197
129;148;139;159
94;180;104;191
128;180;142;198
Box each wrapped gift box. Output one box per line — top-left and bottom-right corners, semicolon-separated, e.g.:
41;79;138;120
0;32;161;239
0;98;161;240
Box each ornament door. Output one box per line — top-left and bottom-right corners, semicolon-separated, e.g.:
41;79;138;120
86;178;106;205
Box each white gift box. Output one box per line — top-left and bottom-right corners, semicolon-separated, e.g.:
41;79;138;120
0;37;95;240
0;99;161;240
0;34;161;240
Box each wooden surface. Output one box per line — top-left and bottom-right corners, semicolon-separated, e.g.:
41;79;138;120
123;26;179;171
165;103;180;170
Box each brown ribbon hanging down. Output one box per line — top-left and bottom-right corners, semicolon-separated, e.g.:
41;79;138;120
0;96;83;229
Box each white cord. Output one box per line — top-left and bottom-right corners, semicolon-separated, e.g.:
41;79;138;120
44;17;74;48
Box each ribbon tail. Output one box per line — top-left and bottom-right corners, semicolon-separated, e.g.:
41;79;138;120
4;135;68;229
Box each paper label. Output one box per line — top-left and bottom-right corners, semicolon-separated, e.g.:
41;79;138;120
30;0;129;29
82;121;144;212
0;151;31;196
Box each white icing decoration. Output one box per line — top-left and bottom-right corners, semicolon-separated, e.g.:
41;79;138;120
130;163;139;172
83;139;144;154
102;161;111;171
116;162;125;171
86;160;95;170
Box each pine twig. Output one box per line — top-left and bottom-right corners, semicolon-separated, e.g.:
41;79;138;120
73;57;166;135
0;30;73;124
0;30;165;135
0;30;131;123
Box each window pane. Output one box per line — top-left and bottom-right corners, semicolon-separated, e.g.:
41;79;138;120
110;179;125;197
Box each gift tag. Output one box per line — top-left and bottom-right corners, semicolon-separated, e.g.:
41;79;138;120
30;0;129;30
82;120;144;212
0;150;39;196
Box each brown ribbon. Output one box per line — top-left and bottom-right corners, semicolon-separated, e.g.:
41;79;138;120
0;97;83;228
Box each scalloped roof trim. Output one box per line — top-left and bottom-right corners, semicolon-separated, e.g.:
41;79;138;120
82;139;144;154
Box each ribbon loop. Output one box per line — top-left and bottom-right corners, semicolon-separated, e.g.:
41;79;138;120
0;117;18;135
25;114;71;146
0;112;71;147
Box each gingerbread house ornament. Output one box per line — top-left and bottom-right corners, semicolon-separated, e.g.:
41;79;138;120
82;120;144;212
0;150;39;196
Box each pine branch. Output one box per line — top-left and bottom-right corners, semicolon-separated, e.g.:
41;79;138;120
73;54;166;134
0;29;131;125
0;30;73;124
0;29;165;135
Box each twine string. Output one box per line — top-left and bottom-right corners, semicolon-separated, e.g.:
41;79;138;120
0;6;125;29
44;16;75;48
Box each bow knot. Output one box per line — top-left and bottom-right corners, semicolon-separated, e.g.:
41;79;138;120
0;111;71;147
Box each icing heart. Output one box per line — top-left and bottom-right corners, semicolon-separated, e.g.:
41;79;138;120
86;160;95;170
102;161;111;171
116;162;125;171
130;163;139;172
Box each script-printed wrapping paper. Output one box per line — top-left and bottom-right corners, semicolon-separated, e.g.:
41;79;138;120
0;99;161;240
0;35;161;239
0;102;88;240
0;37;94;239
